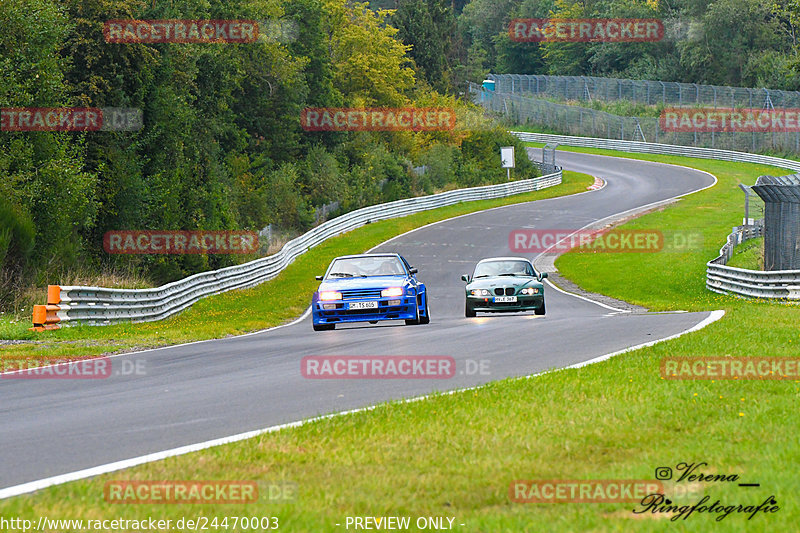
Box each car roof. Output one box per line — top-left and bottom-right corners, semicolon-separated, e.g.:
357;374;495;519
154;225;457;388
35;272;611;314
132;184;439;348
331;253;403;260
476;257;533;264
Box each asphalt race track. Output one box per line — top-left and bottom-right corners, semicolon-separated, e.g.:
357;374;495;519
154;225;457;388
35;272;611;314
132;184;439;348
0;150;717;494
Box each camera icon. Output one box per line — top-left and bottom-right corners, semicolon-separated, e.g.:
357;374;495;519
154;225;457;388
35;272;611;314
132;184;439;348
655;467;672;480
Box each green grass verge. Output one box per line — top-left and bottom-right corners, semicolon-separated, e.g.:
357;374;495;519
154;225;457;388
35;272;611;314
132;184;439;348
727;237;764;270
0;171;593;360
3;149;799;532
3;310;798;532
521;143;791;310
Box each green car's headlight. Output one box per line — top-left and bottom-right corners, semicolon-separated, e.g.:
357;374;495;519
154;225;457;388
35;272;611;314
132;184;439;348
470;289;490;296
520;288;540;295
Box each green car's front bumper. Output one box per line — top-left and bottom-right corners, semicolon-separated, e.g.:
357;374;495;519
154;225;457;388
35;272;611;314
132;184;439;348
466;294;544;312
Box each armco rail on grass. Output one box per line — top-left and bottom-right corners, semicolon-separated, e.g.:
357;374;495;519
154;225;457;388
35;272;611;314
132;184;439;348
706;223;800;300
515;131;800;300
31;171;562;329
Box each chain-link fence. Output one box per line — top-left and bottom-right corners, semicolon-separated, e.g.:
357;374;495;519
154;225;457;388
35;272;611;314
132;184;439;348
739;185;765;225
470;83;800;154
488;74;800;110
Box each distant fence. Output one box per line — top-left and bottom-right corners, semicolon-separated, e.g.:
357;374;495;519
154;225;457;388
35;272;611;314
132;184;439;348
472;85;800;154
32;170;562;328
488;74;800;110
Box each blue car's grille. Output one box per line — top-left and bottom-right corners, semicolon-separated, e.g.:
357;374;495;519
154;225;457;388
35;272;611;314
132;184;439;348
341;289;383;300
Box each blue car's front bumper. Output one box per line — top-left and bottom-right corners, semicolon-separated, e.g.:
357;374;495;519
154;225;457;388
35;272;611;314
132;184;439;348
313;295;420;325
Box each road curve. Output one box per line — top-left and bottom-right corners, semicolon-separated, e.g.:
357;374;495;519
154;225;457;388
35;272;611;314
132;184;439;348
0;150;717;493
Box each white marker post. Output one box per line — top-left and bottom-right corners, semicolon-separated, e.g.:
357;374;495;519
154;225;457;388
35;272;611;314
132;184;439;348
501;146;515;180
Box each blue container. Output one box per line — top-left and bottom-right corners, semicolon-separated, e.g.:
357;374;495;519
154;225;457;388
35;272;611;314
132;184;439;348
481;79;495;103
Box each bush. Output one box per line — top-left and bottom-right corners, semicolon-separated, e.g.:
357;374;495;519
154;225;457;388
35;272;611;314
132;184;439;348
419;144;458;189
0;197;35;307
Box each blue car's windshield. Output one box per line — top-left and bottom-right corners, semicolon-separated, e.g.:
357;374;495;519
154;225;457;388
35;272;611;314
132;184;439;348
327;256;407;278
473;260;534;278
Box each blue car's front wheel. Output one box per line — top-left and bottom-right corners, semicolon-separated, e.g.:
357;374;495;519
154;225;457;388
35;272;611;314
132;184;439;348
405;293;430;325
313;322;335;331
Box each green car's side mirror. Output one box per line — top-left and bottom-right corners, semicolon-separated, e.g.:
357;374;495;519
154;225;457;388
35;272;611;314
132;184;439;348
461;274;471;282
539;272;548;280
315;275;323;281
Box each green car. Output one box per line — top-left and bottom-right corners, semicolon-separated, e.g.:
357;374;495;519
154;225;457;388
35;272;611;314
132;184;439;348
461;257;548;317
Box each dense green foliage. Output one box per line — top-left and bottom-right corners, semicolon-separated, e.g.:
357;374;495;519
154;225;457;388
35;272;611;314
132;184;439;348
394;0;800;90
0;0;537;308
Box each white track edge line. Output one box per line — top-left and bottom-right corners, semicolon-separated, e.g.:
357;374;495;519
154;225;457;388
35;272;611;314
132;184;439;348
0;308;725;500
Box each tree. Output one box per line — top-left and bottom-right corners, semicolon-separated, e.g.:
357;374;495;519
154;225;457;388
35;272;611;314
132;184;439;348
392;0;456;92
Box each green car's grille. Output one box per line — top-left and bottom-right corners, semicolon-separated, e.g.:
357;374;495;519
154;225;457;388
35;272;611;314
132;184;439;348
494;287;515;296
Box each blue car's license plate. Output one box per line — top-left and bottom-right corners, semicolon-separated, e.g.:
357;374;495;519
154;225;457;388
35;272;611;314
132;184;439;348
348;301;378;310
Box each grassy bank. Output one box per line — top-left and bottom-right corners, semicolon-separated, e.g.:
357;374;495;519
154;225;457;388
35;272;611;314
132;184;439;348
727;237;764;270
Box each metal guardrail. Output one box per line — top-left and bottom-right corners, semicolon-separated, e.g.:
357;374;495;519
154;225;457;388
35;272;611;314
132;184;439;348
33;170;562;328
509;131;800;172
706;223;800;300
510;131;800;301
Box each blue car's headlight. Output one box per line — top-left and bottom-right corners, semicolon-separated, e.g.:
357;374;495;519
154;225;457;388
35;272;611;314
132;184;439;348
319;291;342;301
381;287;404;297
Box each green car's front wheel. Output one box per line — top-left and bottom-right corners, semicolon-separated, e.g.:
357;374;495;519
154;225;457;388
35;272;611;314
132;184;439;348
465;301;476;317
535;302;546;315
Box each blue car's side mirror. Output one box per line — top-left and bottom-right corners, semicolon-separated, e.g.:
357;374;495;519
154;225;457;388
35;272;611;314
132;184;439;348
409;267;418;275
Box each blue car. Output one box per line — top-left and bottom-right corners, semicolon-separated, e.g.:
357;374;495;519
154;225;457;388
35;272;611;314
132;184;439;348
312;253;430;331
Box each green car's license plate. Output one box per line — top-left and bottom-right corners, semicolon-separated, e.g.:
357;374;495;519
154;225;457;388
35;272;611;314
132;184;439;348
494;296;517;303
348;301;379;310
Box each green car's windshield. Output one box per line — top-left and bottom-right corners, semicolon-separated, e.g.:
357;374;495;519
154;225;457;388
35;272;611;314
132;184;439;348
473;260;534;278
326;256;407;279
